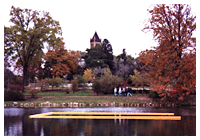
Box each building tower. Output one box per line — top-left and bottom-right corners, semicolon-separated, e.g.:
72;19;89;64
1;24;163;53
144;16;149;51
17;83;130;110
90;31;101;48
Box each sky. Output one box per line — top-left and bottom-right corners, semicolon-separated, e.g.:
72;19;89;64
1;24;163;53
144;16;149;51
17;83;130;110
2;0;197;57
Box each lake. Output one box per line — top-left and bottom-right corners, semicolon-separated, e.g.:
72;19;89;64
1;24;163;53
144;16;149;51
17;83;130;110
4;106;196;136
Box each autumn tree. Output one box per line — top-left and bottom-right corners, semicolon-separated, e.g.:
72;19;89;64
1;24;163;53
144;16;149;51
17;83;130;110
139;4;196;100
4;6;62;90
44;42;80;78
83;68;93;83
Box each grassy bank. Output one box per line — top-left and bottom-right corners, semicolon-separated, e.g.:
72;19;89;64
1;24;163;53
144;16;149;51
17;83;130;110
5;91;152;105
4;91;196;107
23;91;93;96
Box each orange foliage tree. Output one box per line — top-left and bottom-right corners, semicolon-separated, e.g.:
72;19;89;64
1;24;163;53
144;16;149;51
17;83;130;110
44;42;81;77
139;4;196;100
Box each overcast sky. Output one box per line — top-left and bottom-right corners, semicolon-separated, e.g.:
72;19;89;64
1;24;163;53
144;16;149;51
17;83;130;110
2;0;197;57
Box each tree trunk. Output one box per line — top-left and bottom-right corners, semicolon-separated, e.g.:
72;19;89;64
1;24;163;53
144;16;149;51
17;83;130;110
142;85;145;94
7;76;9;91
23;63;28;92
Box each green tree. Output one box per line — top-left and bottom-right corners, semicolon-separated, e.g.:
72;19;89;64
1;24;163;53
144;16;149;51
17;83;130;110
4;6;62;90
101;39;114;71
83;45;108;68
76;75;86;86
115;49;136;81
117;49;127;65
82;42;114;72
44;77;62;90
92;79;101;95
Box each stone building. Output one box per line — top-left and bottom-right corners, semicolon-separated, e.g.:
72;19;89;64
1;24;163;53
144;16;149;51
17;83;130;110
90;31;101;48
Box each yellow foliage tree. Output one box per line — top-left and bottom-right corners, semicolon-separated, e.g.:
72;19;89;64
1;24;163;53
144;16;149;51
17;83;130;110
130;69;150;90
83;68;93;83
104;66;112;77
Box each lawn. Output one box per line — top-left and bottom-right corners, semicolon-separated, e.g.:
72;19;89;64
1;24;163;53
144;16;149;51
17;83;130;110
32;95;151;105
4;90;196;106
5;91;152;105
24;91;93;96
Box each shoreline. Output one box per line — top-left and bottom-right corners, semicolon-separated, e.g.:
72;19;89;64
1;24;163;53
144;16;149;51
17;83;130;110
4;93;196;108
4;101;196;108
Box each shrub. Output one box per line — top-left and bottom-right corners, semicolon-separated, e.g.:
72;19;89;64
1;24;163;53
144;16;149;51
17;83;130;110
99;70;122;94
9;84;23;91
44;77;63;90
148;90;159;98
77;75;86;86
99;76;111;94
76;75;88;92
71;80;79;93
4;90;25;101
92;79;101;95
104;75;122;94
66;89;70;94
39;80;46;91
25;87;40;98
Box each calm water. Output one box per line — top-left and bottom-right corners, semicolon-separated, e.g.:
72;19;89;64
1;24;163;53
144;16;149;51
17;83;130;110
4;107;196;136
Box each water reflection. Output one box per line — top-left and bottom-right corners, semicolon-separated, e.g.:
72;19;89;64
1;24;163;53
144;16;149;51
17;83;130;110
4;116;23;136
4;107;196;136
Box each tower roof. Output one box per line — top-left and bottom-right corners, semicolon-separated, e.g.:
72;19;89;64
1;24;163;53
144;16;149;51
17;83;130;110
90;32;101;42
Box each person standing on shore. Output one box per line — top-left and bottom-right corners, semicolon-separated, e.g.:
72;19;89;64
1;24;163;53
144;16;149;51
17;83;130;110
122;87;126;96
118;87;122;96
126;86;132;96
114;87;117;96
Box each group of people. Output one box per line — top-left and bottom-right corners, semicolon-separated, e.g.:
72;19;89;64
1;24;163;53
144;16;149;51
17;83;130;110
114;87;132;96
